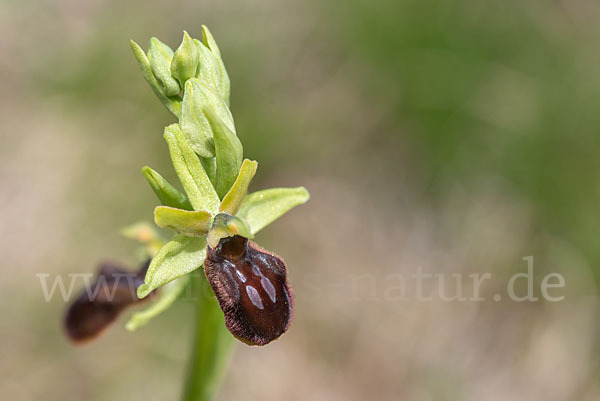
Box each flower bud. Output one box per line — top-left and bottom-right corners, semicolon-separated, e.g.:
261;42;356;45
148;37;181;96
204;236;293;346
171;31;199;87
200;25;230;105
179;78;235;158
64;260;155;344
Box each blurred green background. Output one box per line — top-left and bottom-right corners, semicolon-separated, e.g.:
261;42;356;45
2;0;600;400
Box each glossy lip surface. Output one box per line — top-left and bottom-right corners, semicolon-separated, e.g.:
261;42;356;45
204;235;293;346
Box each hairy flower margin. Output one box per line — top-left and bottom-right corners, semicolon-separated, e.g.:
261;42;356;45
64;27;309;349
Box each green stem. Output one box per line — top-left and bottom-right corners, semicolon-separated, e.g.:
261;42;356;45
181;271;236;401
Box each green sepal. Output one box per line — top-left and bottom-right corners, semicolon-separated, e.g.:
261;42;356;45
201;156;217;188
170;31;199;87
126;275;189;331
154;206;212;237
219;159;257;215
130;40;181;116
148;37;180;96
205;109;243;199
137;235;207;298
201;25;231;105
163;124;220;213
207;213;253;248
237;187;310;234
142;166;193;210
194;39;222;98
179;78;235;157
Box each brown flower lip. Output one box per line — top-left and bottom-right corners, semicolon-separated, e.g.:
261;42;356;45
204;235;294;346
64;260;155;345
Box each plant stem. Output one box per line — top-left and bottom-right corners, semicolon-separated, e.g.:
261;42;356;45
181;271;235;401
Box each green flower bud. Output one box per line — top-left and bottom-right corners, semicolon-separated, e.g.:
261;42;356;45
194;39;224;100
130;40;181;116
147;38;181;96
64;260;156;344
201;25;231;105
171;31;199;87
179;78;235;158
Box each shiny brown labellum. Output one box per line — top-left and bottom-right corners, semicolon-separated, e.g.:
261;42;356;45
204;235;293;346
64;260;154;344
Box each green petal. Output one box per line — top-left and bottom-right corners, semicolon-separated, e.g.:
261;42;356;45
237;187;310;234
137;235;207;298
130;40;181;116
126;275;189;331
154;206;212;237
148;37;180;96
219;159;257;215
205;109;243;199
142;166;192;210
179;78;235;158
164;124;220;213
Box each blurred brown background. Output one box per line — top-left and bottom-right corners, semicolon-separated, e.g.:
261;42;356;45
2;0;600;400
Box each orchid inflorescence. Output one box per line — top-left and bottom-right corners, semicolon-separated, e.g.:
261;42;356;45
65;26;309;399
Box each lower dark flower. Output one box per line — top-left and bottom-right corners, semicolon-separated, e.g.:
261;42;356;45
204;235;293;346
64;260;154;344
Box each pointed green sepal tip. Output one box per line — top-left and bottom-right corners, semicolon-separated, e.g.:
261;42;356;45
197;25;230;103
194;39;221;96
142;166;193;210
137;283;152;299
201;25;221;57
154;206;213;237
130;40;147;63
171;31;199;87
219;159;257;215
